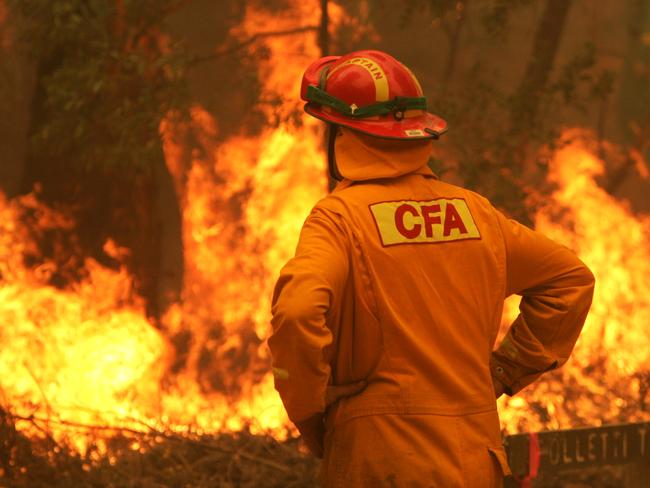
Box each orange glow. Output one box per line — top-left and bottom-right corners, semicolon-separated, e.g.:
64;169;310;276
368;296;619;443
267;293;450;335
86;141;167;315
0;195;166;452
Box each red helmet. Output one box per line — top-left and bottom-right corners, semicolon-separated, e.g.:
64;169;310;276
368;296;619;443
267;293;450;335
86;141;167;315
300;50;447;140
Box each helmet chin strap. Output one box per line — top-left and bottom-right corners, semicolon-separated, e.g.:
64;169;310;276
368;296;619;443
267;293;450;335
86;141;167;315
327;124;343;183
322;68;343;184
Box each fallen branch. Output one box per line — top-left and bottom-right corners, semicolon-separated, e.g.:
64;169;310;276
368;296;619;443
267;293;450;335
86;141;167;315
12;412;293;473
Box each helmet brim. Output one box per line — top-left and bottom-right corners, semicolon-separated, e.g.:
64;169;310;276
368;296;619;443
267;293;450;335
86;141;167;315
304;103;448;140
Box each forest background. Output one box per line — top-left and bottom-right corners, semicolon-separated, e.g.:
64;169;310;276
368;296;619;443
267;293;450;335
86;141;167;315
1;0;648;317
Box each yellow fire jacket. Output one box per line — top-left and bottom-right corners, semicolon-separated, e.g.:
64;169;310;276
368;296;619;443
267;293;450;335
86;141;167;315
268;128;595;487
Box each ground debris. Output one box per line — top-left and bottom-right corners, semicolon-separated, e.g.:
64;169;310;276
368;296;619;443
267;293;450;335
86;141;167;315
0;407;319;488
0;406;636;487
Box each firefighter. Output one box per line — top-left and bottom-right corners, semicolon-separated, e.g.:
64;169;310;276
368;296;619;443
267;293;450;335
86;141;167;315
268;50;595;487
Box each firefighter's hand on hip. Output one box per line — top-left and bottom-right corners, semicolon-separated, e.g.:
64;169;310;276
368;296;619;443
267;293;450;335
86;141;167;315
493;377;506;399
296;380;367;458
325;380;367;408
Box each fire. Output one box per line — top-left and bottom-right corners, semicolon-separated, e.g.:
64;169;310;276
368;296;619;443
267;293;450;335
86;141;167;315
154;2;330;434
0;2;647;458
498;129;650;432
0;2;329;449
0;195;167;451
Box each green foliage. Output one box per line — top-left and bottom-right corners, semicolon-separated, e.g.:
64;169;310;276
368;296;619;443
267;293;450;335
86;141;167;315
8;0;190;171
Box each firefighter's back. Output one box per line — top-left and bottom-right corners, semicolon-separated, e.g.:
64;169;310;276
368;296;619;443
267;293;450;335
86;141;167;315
317;170;511;487
269;48;593;487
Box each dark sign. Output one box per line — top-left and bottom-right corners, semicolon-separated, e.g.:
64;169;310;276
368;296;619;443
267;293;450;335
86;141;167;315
505;422;650;477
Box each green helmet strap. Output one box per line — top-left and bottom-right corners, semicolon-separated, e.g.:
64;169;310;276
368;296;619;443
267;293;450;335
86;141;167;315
306;85;427;119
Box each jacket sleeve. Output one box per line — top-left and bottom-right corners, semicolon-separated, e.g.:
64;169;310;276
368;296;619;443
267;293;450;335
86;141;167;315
267;207;350;423
490;209;595;395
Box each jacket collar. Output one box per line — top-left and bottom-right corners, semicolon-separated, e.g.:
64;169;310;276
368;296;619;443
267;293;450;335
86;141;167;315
332;128;437;191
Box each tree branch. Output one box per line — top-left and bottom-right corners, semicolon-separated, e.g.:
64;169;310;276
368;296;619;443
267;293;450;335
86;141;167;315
131;0;194;46
190;25;318;66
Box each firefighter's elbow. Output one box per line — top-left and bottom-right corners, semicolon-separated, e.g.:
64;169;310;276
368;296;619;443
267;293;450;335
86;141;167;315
568;255;595;289
572;264;595;312
273;297;321;329
579;263;596;290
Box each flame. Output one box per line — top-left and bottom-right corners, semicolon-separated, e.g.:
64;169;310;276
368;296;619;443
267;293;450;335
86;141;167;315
154;2;330;434
498;129;650;432
0;194;166;451
0;2;329;449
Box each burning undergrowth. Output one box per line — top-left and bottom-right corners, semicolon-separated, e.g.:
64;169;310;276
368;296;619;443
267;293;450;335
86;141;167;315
0;406;318;488
0;0;328;462
498;130;650;434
